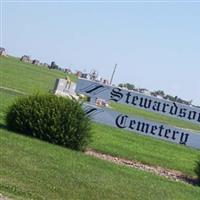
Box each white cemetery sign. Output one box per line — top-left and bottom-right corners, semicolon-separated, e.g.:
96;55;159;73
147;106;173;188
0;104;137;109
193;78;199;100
83;104;200;149
76;78;200;125
73;78;200;149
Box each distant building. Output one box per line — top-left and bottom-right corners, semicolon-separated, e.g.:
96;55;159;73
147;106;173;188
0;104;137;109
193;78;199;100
20;55;31;63
0;47;6;56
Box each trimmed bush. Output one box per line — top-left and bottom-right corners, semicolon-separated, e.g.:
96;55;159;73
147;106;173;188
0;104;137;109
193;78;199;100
195;157;200;185
6;94;91;151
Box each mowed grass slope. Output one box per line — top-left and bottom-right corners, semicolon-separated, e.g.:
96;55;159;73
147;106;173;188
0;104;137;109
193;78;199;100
0;56;76;94
1;127;200;200
90;123;199;176
0;56;200;199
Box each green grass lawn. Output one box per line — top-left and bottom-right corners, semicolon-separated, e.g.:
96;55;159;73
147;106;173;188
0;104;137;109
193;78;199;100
1;56;200;199
90;123;199;177
0;56;76;94
1;127;200;200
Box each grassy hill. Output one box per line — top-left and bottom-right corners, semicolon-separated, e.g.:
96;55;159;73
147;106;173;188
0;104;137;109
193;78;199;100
0;56;200;199
0;56;66;94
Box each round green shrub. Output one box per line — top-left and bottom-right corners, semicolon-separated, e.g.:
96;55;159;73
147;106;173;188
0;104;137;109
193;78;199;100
195;157;200;185
6;94;91;151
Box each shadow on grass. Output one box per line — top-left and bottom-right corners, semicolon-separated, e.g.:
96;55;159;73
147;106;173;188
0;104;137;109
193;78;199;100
0;122;27;137
0;123;8;130
181;176;200;186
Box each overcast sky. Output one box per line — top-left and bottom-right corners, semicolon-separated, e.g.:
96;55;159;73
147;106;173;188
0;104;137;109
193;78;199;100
1;1;200;105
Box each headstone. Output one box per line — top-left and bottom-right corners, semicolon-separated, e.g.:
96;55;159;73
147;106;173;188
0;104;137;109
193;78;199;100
32;59;40;65
54;79;78;100
20;55;31;63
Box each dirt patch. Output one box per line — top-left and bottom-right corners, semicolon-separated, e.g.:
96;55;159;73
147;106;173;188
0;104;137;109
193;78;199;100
85;149;198;185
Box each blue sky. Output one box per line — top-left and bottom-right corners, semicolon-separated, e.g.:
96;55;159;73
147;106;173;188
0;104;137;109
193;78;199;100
1;1;200;105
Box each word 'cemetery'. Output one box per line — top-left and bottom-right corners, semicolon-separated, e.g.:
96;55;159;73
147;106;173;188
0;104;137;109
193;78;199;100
115;114;189;145
83;104;200;149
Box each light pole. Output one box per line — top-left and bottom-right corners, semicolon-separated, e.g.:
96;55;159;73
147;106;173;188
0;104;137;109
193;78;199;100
110;64;117;85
